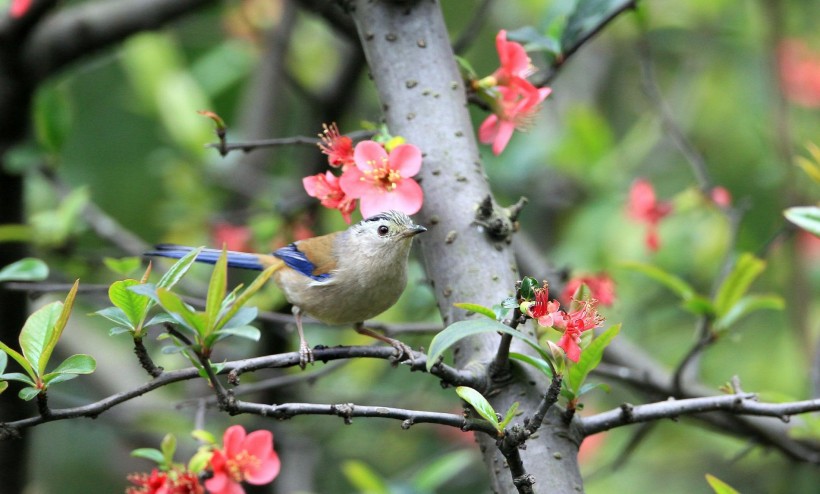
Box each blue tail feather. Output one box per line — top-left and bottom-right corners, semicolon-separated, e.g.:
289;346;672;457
145;244;265;271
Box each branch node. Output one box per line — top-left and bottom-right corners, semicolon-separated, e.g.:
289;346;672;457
401;418;414;430
333;403;355;425
473;195;527;245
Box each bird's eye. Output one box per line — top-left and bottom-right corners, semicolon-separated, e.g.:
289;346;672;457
377;225;390;236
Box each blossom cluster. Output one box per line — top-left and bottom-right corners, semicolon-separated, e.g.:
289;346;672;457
474;30;552;156
525;282;605;362
303;123;423;223
126;426;280;494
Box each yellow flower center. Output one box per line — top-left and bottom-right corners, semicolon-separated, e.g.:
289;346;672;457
226;451;260;482
362;157;401;192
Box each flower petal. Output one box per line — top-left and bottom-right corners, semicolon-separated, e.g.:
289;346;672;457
358;178;424;217
388;144;422;177
246;451;281;485
338;166;368;198
478;115;499;145
222;425;246;457
353;140;388;172
492;121;516;156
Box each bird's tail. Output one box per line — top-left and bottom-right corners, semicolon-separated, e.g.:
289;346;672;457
145;244;278;271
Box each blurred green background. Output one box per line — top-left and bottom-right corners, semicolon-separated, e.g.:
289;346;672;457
4;0;819;492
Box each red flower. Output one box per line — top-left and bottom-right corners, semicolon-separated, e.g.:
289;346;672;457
212;222;253;252
556;300;605;362
10;0;32;18
205;426;280;494
492;30;533;85
339;140;424;218
778;39;820;108
479;77;551;156
127;468;203;494
303;171;357;224
318;122;355;168
526;283;563;327
561;274;616;307
627;179;672;251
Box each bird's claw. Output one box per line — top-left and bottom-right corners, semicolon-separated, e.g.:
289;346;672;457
388;340;415;364
299;344;315;370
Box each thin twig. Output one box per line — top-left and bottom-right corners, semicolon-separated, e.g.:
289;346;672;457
205;130;375;156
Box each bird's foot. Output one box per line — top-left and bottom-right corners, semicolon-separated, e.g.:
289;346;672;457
387;339;415;365
298;344;315;370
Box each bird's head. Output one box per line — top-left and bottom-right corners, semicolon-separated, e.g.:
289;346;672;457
348;210;427;255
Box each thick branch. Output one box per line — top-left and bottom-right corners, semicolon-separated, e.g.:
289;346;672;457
22;0;217;83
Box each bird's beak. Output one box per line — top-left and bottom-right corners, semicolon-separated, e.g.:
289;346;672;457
402;224;427;238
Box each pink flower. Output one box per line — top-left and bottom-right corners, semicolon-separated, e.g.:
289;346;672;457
479;77;552;156
556;300;605;362
492;30;533;85
205;426;280;494
561;274;616;307
303;171;357;224
526;284;564;327
318;122;354;168
778;39;820;108
10;0;32;18
339;140;423;217
627;179;672;252
710;186;732;207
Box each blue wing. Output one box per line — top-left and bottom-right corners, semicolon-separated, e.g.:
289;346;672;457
146;244;269;271
273;243;333;282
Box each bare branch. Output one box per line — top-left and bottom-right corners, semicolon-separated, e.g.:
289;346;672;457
581;394;820;451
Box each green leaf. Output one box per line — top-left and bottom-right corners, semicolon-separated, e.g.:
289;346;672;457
33;82;73;153
714;294;784;331
714;253;765;318
0;342;35;381
561;0;635;50
144;313;180;327
509;352;554;378
161;434;177;466
191;429;217;445
19;387;40;401
215;264;277;332
0;372;36;386
46;354;96;376
94;307;134;329
0;258;48;282
220;307;257;329
705;474;740;494
0;381;7;395
213;326;261;342
453;302;498;320
109;279;151;328
19;301;63;378
456;386;500;432
427;319;553;371
131;448;166;465
0;350;6;374
41;373;79;386
341;460;390;494
205;248;229;334
109;327;133;337
103;257;142;276
519;276;540;299
567;324;621;395
156;247;204;290
620;261;698;301
784;206;820;236
0;224;32;242
499;401;520;430
411;450;477;492
156;287;205;335
39;280;79;376
507;26;562;57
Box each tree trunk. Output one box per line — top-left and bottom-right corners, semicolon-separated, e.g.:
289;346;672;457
349;1;584;492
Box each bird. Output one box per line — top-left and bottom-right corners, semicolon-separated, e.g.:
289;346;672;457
145;210;427;367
